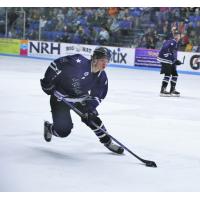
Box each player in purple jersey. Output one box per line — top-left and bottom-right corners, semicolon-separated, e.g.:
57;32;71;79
157;30;183;97
40;47;124;154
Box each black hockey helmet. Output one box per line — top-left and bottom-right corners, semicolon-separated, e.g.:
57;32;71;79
92;47;112;62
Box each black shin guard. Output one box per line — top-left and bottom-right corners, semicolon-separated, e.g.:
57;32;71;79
161;76;170;92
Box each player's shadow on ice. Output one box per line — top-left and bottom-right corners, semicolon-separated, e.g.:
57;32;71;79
88;151;125;156
33;146;124;159
32;146;83;162
33;146;125;163
32;146;145;167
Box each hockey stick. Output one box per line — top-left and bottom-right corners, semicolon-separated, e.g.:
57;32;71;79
54;90;157;168
182;56;185;64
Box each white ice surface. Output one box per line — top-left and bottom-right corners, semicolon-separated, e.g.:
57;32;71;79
0;55;200;192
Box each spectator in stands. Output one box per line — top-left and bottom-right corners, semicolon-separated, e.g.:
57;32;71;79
138;36;147;48
185;39;193;52
39;15;47;30
57;9;65;21
143;28;158;49
72;26;84;44
2;7;200;49
155;35;164;49
55;18;65;31
180;31;190;51
186;22;195;36
177;20;186;33
194;36;200;52
98;27;110;45
162;20;171;36
117;8;127;19
108;7;119;17
26;29;38;40
109;18;120;43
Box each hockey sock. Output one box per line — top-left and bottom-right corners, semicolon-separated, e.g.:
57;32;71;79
170;76;178;92
92;122;110;144
161;76;170;91
49;124;60;137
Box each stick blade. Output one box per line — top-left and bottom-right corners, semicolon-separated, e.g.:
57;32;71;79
145;161;157;168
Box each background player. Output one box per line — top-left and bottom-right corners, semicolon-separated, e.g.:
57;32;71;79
157;30;183;97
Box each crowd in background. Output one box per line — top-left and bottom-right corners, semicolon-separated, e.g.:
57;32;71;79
0;7;200;52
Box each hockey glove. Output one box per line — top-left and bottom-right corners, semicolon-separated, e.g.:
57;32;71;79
74;101;98;126
174;60;182;65
40;79;55;95
81;110;99;126
85;97;101;111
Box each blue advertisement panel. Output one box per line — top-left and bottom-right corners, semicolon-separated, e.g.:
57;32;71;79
135;48;161;68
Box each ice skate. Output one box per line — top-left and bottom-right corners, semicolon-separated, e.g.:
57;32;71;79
104;140;124;154
170;90;180;97
160;88;171;97
170;85;180;97
44;121;53;142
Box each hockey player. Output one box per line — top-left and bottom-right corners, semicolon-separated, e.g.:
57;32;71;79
157;30;183;97
40;47;124;154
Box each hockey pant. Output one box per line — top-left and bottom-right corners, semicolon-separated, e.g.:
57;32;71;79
49;95;110;143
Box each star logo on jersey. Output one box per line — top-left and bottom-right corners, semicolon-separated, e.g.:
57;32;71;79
76;58;81;63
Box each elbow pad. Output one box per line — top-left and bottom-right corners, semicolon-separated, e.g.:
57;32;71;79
40;79;55;95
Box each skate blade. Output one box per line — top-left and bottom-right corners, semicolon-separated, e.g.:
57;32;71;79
160;93;171;97
170;94;180;97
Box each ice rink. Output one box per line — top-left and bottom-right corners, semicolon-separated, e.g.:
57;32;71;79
0;55;200;192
